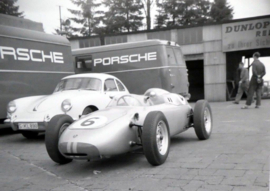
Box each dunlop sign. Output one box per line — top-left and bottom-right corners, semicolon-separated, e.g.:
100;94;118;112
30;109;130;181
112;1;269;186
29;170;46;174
222;18;270;52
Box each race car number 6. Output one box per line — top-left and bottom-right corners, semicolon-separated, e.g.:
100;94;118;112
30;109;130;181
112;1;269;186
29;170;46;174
80;116;108;128
81;117;99;126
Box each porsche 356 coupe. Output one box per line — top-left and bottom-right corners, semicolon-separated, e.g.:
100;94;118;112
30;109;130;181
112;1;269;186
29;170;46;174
45;88;213;166
6;73;129;139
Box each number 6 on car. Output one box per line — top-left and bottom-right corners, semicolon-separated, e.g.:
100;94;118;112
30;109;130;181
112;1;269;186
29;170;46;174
45;88;213;166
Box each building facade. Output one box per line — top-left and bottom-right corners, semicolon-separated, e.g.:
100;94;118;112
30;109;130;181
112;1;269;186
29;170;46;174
70;15;270;101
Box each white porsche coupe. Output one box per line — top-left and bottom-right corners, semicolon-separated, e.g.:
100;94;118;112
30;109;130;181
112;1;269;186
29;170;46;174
5;73;129;139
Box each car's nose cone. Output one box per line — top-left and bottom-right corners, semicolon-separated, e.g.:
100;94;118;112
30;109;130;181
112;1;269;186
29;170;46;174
59;142;100;159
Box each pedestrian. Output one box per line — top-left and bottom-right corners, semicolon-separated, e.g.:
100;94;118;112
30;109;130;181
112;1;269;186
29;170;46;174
234;62;249;104
242;52;266;109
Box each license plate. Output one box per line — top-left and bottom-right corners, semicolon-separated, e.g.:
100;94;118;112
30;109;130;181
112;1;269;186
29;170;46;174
18;123;38;130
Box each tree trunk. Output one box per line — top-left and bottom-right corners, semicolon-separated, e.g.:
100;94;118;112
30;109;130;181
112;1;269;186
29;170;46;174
146;0;151;30
88;18;91;36
127;10;130;32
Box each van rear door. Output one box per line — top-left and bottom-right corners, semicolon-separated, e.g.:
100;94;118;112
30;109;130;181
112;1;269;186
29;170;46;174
166;47;189;95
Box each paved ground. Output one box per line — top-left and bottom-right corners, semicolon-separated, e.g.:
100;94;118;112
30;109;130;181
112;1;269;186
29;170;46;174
0;100;269;191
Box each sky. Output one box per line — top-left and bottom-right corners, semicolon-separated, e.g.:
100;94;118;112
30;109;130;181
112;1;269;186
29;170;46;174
15;0;270;80
16;0;270;34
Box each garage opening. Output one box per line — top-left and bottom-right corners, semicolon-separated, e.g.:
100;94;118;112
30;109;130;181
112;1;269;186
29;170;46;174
186;60;204;101
226;48;270;101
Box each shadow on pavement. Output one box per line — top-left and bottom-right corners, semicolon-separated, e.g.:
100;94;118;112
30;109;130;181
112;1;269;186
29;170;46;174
49;134;201;175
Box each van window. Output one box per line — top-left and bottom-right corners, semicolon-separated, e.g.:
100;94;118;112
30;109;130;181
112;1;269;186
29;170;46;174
116;80;126;91
173;48;185;65
104;79;118;91
76;56;93;69
167;47;177;65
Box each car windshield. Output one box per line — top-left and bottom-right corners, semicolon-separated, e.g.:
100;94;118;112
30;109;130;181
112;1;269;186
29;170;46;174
54;78;102;92
108;95;143;107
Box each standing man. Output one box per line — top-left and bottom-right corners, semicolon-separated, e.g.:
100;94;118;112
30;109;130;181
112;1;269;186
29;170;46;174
234;62;249;104
242;52;266;109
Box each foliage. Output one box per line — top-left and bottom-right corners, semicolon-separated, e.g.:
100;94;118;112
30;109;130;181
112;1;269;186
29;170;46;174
55;19;77;38
210;0;233;22
103;0;144;33
0;0;24;17
68;0;103;36
155;0;213;28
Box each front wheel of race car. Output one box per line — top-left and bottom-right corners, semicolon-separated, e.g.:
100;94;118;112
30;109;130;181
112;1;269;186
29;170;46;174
193;100;213;140
142;111;170;166
21;131;39;139
45;115;73;164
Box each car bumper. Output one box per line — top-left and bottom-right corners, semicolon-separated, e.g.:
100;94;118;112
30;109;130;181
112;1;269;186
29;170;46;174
5;119;48;132
59;142;101;160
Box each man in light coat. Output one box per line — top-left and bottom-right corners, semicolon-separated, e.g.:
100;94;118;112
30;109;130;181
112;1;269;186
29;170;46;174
234;62;249;104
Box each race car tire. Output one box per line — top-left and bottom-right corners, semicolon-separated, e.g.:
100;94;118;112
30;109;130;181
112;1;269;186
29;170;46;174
45;115;73;164
21;131;39;139
193;100;213;140
142;111;170;166
82;107;93;115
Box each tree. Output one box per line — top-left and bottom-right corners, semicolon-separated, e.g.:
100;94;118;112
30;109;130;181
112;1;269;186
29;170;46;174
103;0;144;32
142;0;155;30
154;0;212;28
68;0;103;36
210;0;233;22
0;0;24;17
55;19;77;38
102;0;124;34
182;0;212;25
155;0;185;28
155;11;168;29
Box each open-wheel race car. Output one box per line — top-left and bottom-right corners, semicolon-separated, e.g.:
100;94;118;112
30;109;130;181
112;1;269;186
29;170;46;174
45;88;213;166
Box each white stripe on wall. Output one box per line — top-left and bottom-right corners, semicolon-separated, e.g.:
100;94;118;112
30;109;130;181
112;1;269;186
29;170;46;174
0;69;74;74
104;66;185;74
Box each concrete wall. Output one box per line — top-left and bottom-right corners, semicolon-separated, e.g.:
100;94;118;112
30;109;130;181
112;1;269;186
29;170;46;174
203;25;226;101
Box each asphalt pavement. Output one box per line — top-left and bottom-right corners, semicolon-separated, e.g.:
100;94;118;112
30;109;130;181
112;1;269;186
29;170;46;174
0;100;269;191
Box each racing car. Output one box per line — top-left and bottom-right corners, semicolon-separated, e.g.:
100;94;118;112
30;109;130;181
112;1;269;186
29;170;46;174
5;73;129;139
45;88;213;166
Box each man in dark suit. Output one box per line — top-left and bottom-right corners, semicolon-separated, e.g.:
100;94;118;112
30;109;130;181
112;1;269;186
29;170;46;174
234;62;249;104
242;52;266;109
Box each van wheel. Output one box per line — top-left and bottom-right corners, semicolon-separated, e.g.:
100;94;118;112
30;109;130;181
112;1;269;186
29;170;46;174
142;111;170;166
193;100;213;140
45;115;73;164
21;131;39;139
82;107;94;115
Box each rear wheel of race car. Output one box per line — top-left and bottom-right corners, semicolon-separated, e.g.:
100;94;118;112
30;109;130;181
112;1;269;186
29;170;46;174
142;111;170;166
193;100;213;140
21;131;39;139
45;115;73;164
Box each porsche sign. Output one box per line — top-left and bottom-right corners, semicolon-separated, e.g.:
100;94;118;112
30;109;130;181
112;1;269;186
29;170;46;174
222;18;270;52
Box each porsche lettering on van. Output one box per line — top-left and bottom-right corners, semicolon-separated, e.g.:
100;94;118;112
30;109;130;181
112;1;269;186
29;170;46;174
0;46;64;64
94;52;157;66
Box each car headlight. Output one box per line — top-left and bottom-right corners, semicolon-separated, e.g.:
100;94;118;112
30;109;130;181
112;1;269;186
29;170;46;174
7;101;16;113
61;99;72;112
